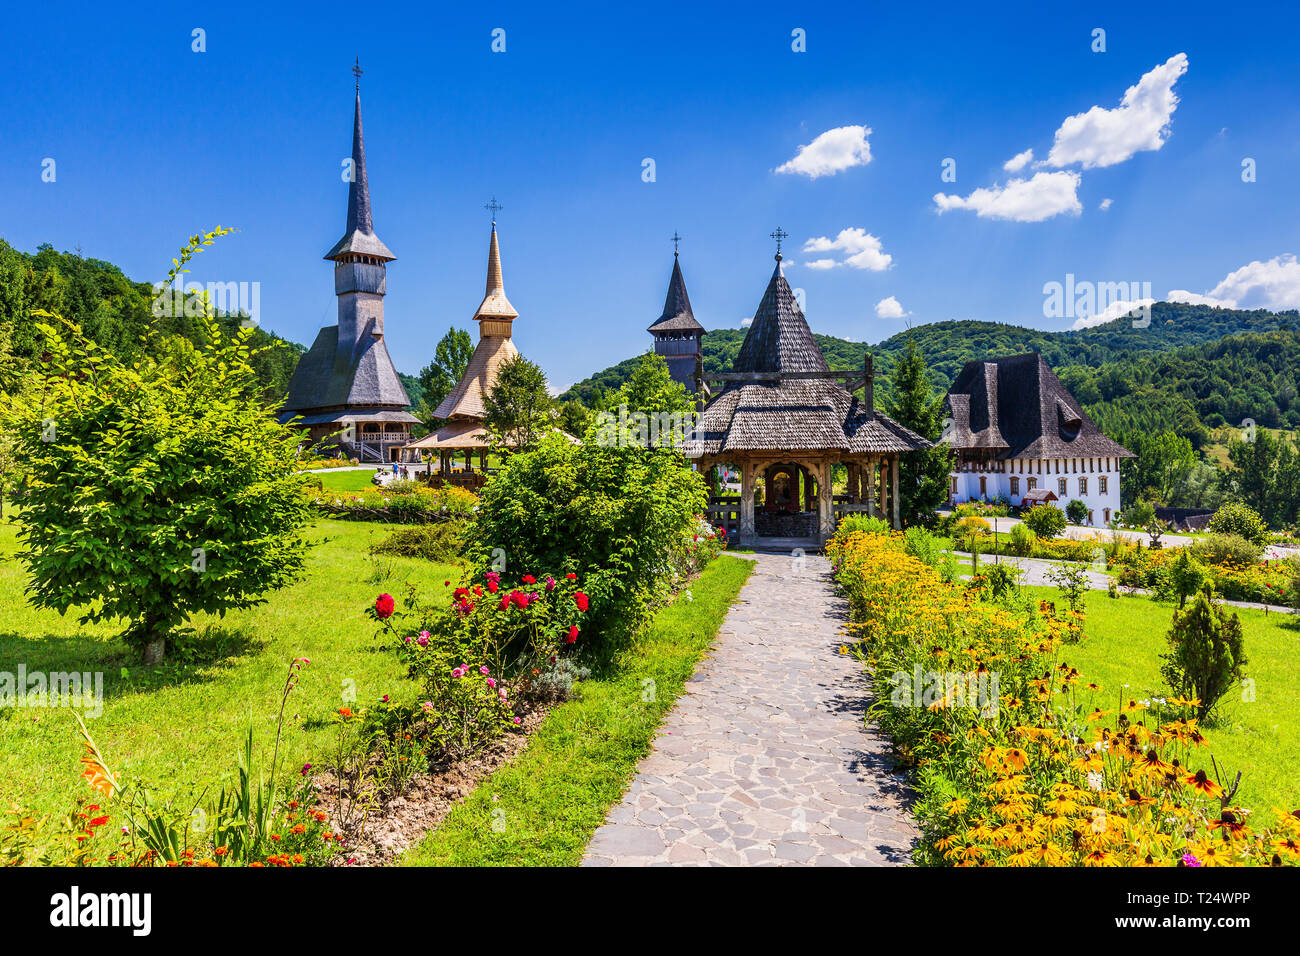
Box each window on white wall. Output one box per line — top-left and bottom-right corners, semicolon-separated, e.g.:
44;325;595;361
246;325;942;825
1099;476;1108;495
1079;477;1088;496
1057;477;1067;496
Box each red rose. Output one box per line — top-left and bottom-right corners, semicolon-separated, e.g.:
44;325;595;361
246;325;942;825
487;579;499;594
522;574;536;584
375;593;395;619
574;591;589;612
499;594;510;611
566;625;579;644
565;573;577;581
454;587;469;600
512;590;529;608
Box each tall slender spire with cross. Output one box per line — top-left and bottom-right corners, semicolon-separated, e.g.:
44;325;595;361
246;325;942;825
485;196;503;223
671;231;682;257
325;59;393;262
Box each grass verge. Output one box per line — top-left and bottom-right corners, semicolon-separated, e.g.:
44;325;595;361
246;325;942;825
0;517;452;820
1024;584;1300;812
400;553;754;866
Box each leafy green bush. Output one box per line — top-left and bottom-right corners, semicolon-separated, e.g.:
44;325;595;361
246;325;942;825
839;514;892;536
902;526;942;566
1169;550;1212;608
1161;590;1247;722
4;230;314;662
1189;532;1263;566
369;522;467;563
1065;499;1089;524
466;434;707;648
1022;505;1066;539
1008;522;1037;556
1207;502;1268;547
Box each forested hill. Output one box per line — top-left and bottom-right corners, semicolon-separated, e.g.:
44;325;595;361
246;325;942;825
560;302;1297;408
0;240;305;398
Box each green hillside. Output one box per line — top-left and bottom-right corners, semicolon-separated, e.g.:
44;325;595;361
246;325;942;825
0;240;304;399
561;302;1297;408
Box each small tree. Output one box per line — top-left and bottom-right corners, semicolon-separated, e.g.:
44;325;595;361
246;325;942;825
1047;561;1089;617
1161;588;1246;721
414;326;474;432
1124;499;1156;530
1169;549;1212;608
1207;501;1268;546
1023;504;1066;538
5;230;315;662
886;340;953;527
482;354;554;455
1065;499;1089;525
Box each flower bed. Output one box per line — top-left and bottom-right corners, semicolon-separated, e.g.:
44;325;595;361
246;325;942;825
308;485;478;524
828;529;1299;867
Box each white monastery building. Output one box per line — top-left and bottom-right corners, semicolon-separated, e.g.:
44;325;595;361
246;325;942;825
942;353;1134;527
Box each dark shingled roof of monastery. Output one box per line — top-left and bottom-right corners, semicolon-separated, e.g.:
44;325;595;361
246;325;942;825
943;352;1133;460
685;259;931;457
647;255;704;333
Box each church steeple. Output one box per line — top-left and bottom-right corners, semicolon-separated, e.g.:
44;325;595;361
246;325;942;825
325;60;394;263
473;205;518;337
648;233;705;392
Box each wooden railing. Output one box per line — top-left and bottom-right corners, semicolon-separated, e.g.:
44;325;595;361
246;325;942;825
705;495;741;538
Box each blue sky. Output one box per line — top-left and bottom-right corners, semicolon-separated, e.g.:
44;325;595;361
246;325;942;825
3;1;1298;390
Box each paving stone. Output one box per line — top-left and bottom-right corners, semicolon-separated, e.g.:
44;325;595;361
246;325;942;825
581;553;918;867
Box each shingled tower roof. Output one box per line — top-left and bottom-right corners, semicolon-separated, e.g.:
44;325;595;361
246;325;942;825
686;251;930;457
324;87;395;262
647;254;703;333
431;218;521;421
280;70;414;431
732;259;829;374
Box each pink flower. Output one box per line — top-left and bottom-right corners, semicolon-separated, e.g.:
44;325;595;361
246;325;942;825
479;665;490;675
545;577;556;593
300;763;312;775
451;666;466;679
416;632;429;647
486;677;496;688
374;593;395;619
513;717;522;725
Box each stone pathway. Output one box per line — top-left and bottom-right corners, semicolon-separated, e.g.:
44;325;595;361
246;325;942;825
582;552;917;866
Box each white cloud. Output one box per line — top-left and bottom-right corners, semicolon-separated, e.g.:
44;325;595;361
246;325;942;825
776;125;872;179
1099;198;1113;210
740;317;753;327
1068;254;1300;329
934;171;1082;222
1166;290;1232;308
1046;53;1189;169
1182;255;1300;311
1003;148;1033;172
875;296;909;319
1070;298;1155;329
801;227;892;270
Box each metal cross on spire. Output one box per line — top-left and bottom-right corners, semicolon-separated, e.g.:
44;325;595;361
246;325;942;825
770;226;788;259
352;57;363;91
485;197;503;222
671;231;682;256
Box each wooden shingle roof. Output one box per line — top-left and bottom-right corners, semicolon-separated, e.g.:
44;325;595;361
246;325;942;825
647;255;703;334
324;91;395;262
685;258;930;458
944;353;1134;460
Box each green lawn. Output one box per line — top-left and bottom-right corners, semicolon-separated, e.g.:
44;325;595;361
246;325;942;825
1023;584;1300;814
0;516;452;820
401;553;754;866
312;468;380;493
